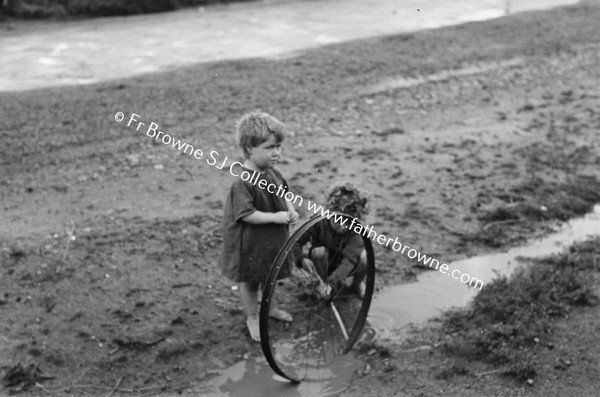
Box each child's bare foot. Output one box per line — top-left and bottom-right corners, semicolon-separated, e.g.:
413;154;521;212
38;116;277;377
269;308;292;322
246;316;260;342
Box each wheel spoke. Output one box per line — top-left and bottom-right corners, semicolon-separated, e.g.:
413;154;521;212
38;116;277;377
330;302;349;341
259;214;376;382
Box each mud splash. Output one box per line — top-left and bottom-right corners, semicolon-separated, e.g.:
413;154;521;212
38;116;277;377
200;205;600;396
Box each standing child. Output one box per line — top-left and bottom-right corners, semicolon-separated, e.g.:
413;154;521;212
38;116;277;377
218;112;299;342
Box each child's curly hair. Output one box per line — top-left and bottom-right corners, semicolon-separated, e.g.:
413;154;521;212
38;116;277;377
325;182;369;220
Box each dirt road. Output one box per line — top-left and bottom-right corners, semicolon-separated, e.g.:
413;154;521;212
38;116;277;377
1;1;600;396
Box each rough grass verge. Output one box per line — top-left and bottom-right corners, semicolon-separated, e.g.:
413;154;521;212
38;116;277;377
464;175;600;248
440;236;600;381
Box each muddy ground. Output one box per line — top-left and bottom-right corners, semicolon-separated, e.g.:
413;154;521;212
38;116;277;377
1;0;600;396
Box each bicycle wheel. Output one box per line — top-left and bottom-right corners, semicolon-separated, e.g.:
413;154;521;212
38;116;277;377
259;214;375;383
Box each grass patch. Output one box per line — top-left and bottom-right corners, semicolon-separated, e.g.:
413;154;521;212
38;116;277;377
465;175;600;247
441;237;600;381
483;175;600;222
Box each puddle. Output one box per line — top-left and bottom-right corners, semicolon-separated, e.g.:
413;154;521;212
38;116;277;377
197;354;364;396
369;204;600;336
198;204;600;396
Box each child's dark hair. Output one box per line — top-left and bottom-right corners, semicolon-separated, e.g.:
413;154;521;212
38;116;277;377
237;112;285;158
325;182;369;220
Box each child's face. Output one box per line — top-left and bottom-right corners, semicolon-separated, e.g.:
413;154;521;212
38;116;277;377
247;134;282;170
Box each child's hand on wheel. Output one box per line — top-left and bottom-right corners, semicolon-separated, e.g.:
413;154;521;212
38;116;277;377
272;211;292;224
289;210;299;228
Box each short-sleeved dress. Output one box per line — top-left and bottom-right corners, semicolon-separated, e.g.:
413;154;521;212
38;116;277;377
218;164;290;283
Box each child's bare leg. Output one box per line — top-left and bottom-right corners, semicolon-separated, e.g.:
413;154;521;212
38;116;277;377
309;247;329;278
262;283;293;322
304;248;332;298
239;282;260;341
351;250;368;298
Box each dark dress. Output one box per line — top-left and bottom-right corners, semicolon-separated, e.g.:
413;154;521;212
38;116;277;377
218;165;290;283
